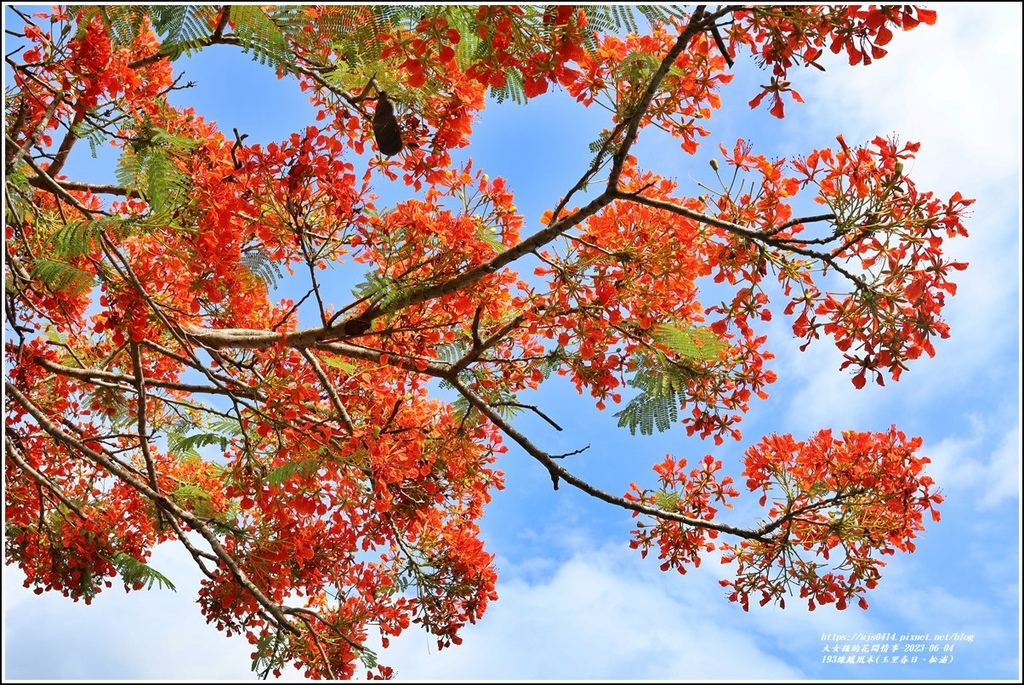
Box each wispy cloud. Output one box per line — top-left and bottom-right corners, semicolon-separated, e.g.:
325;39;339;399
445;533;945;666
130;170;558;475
925;413;1021;511
363;542;808;680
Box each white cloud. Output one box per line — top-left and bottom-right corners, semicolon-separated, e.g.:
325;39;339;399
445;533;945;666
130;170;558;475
925;412;1021;511
361;543;808;680
2;539;809;681
3;542;278;680
802;4;1021;190
978;424;1022;509
776;334;882;433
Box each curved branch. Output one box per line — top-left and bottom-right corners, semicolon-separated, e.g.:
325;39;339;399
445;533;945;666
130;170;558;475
491;401;563;432
607;7;711;189
753;487;869;539
4;91;64;173
446;375;767;541
25;176;141;198
450;313;525;374
282;606;371;663
5;136;104;219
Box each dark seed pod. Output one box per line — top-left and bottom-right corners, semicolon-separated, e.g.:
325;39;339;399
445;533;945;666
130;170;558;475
373;91;403;156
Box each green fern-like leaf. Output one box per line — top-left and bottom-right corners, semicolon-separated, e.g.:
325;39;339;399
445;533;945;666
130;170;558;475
490;66;527;104
350;270;410;310
635;5;691;26
168;431;229;459
229;5;298;75
435;340;470;365
614;350;711;436
142;147;177;215
69;116;112;160
650;323;728;361
72;5;217;56
242;247;284;288
252;629;290;680
70;5;145;45
581;7;618;43
116;124;195;216
586;129;621;171
475;224;508;253
153;6;221;60
615;385;679;436
541;347;569;380
314;6;438;107
266;458;319;486
451;376;523;424
171;483;217;519
151;5;217;46
50;221;100;260
592;5;653;36
317;352;357;375
148;128;200;152
358;645;379;670
617;50;662;82
449;7;484;65
111;551;177;591
32;258;95;296
585;5;689;35
209;415;244;437
653;490;683;511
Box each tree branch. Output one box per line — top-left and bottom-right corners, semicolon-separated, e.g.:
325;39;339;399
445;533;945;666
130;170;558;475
129;342;166;530
4;90;64;173
612;189;869;291
447;374;767;541
25;175;141;198
34;356;262;398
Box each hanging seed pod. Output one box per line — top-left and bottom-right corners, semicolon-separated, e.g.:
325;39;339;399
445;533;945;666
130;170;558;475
373;91;403;156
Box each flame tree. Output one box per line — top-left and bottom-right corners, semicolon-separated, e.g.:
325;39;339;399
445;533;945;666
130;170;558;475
4;5;969;679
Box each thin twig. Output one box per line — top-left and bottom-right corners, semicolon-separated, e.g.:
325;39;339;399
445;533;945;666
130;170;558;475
300;348;356;434
4;435;87;520
129;342;165;530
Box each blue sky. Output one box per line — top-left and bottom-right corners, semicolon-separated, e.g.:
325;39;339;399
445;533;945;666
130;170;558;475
3;4;1021;680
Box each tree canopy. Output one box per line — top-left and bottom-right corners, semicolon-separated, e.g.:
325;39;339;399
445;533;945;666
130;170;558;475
4;4;971;679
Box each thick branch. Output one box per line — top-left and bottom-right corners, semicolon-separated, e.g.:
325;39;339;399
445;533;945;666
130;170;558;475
607;7;713;189
450;313;525;374
25;175;140;198
4;91;64;173
753;487;869;539
315;341;452;378
5;136;102;219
